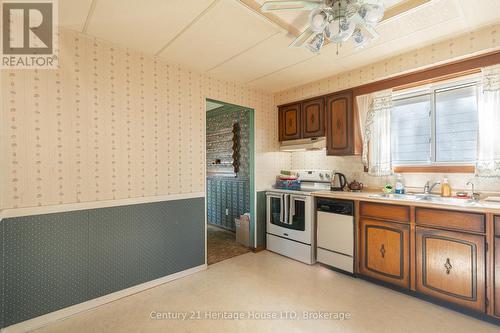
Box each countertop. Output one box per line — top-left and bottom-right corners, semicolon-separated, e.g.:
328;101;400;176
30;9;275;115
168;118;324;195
312;190;500;214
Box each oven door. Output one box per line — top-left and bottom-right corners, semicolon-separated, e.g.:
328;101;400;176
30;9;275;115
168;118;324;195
266;192;312;245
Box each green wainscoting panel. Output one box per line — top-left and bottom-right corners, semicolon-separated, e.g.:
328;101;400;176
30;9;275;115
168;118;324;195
88;198;205;299
1;197;205;328
256;191;267;248
88;205;142;299
3;211;89;327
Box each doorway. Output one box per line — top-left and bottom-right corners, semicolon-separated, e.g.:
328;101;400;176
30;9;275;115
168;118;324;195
205;99;255;265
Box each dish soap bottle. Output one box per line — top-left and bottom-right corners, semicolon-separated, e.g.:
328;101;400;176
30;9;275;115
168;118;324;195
394;174;405;194
441;176;452;197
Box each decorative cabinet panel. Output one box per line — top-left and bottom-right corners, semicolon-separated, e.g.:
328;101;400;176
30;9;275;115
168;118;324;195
495;237;500;317
301;98;325;138
416;226;486;312
359;218;410;289
494;216;500;318
326;90;356;156
279;103;301;141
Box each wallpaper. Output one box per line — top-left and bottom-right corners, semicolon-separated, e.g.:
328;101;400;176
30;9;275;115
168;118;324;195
206;106;250;230
277;24;500;193
206;105;250;180
0;28;289;210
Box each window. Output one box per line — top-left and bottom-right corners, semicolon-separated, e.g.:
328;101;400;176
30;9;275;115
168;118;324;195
391;77;479;166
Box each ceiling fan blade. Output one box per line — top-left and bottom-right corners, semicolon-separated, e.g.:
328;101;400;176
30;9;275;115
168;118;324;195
289;27;315;47
260;0;323;12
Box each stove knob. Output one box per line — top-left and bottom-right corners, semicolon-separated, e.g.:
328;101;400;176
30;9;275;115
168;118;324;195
319;173;324;178
325;173;331;179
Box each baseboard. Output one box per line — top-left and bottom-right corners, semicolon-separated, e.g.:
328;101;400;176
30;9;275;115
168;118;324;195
252;245;266;252
1;264;207;333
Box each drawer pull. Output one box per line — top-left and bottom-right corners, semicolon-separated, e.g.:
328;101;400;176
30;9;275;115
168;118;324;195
380;244;386;258
444;258;453;274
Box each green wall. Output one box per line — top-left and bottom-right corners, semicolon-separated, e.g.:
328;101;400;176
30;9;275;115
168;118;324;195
0;198;204;328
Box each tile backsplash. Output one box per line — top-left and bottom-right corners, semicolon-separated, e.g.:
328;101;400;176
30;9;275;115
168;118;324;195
290;150;500;194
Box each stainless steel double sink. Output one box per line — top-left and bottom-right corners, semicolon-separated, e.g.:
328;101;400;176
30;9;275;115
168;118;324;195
368;193;480;207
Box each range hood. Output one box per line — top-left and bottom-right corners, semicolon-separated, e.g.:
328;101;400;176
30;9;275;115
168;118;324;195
279;137;326;152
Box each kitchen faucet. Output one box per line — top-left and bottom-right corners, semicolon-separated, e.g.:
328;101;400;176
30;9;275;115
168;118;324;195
423;181;441;194
466;181;480;200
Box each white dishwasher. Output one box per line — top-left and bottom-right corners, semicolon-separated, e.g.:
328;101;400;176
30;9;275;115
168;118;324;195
316;198;354;274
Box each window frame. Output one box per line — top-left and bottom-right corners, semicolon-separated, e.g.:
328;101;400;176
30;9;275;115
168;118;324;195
391;74;480;171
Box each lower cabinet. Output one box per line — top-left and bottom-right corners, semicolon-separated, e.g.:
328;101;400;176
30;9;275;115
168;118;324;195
359;218;410;289
495;237;500;317
416;226;486;312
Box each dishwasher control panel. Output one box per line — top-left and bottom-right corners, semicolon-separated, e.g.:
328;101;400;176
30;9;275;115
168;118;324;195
317;198;353;216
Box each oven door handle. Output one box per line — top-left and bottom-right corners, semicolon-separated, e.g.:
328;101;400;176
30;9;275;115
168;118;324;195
290;195;295;219
283;194;289;224
279;195;284;223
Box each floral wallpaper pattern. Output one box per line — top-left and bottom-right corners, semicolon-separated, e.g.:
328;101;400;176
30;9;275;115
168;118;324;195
0;29;289;210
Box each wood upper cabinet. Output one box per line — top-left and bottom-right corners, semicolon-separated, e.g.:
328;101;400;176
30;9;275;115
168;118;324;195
326;90;359;155
359;218;410;289
279;103;301;141
301;98;325;138
416;226;486;312
279;99;325;141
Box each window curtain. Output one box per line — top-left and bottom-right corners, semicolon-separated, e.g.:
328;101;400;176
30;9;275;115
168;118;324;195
476;64;500;177
357;89;393;176
356;93;373;167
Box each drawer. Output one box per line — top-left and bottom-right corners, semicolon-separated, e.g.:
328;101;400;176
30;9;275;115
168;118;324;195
495;216;500;237
360;202;410;223
415;208;485;234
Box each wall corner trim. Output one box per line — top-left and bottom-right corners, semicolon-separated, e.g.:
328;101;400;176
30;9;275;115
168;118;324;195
0;192;206;220
1;264;207;333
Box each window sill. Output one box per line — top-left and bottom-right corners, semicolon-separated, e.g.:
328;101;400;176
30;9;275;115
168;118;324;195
393;165;475;173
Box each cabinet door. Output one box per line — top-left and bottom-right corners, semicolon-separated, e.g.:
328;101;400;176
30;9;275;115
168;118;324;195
301;98;325;138
416;227;485;312
495;237;500;317
359;218;410;288
326;91;353;155
279;103;301;141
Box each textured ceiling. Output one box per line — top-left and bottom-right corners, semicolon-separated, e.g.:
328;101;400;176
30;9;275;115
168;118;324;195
61;0;500;92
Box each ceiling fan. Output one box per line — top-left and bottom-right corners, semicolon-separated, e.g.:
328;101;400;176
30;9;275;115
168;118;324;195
260;0;386;53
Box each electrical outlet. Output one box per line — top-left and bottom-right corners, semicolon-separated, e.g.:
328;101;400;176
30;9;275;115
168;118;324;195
225;208;229;216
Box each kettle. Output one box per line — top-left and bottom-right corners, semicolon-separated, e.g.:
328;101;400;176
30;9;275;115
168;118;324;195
330;172;347;191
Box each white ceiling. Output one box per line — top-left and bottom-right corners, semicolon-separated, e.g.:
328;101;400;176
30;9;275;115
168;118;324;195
61;0;500;92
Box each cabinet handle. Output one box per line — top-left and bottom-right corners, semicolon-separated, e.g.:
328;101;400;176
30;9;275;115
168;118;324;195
444;258;453;274
379;244;385;258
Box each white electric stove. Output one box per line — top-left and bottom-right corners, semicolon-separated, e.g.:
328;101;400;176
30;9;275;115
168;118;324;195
266;170;332;264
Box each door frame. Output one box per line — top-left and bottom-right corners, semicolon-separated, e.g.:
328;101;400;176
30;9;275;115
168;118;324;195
204;98;256;260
